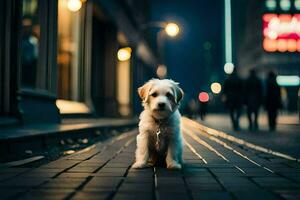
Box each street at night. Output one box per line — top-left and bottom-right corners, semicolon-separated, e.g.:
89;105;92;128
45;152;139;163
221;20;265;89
0;0;300;199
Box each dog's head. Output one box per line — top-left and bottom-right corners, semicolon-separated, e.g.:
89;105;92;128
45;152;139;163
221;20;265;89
138;79;184;119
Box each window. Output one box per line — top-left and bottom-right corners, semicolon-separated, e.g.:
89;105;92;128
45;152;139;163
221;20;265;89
21;0;40;88
57;0;91;113
117;47;132;116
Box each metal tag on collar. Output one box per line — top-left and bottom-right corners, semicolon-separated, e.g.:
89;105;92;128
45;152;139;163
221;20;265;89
156;128;161;142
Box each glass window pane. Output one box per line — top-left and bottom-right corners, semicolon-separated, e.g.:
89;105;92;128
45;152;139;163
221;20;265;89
57;0;85;101
21;0;40;88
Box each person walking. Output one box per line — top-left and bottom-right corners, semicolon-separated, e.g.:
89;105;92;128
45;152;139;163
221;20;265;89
223;68;244;131
265;71;282;131
244;69;263;130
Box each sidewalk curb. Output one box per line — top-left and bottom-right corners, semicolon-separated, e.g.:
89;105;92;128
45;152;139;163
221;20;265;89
0;119;138;161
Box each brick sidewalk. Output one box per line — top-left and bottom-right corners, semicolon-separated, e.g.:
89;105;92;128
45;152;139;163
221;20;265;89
1;120;300;200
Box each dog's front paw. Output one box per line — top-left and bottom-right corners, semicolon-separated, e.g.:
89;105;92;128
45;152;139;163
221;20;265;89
132;162;148;169
167;162;182;170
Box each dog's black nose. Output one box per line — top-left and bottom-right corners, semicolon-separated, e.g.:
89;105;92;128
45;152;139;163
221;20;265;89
158;102;165;109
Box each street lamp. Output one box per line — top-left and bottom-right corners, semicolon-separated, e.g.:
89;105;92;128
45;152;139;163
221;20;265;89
165;23;180;37
67;0;82;12
142;21;180;78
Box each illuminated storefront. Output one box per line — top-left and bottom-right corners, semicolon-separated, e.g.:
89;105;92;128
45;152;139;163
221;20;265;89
263;14;300;52
231;0;300;111
0;0;157;125
263;0;300;52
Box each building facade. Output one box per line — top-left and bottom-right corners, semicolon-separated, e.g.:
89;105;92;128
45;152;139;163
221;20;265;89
0;0;157;125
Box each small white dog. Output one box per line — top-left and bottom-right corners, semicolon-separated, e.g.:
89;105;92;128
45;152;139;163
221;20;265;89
132;79;184;169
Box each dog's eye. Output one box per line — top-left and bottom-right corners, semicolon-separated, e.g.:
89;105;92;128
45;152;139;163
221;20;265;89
166;92;173;99
151;92;158;97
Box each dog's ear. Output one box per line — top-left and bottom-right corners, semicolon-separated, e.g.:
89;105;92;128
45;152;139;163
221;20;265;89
138;81;153;102
172;81;184;103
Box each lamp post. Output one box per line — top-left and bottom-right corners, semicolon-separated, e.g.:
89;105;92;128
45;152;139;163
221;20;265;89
142;22;180;78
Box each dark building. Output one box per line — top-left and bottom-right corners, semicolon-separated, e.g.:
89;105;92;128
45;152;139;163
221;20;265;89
0;0;158;126
232;0;300;111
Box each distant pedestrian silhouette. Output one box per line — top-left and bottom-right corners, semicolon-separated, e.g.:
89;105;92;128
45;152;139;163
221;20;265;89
199;102;208;120
244;69;263;130
265;71;282;131
223;68;243;130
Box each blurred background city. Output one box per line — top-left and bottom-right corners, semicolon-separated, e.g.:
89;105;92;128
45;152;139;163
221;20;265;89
0;0;300;199
1;0;300;161
2;0;298;114
1;0;300;154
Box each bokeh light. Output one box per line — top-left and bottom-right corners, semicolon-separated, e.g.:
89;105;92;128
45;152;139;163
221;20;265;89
276;75;300;86
210;82;222;94
67;0;82;12
224;62;234;74
117;47;132;61
199;92;209;103
165;23;180;37
280;0;291;11
295;0;300;10
156;64;167;78
265;0;277;10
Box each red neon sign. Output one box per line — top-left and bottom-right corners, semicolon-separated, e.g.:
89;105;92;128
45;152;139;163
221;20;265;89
263;13;300;52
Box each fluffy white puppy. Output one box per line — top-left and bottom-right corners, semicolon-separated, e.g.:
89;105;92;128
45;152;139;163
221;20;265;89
132;79;184;169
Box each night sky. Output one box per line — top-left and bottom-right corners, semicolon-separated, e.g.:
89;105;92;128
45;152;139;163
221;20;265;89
150;0;224;101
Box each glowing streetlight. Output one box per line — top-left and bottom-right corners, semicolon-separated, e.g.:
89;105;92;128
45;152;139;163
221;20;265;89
165;23;180;37
67;0;82;12
211;82;222;94
117;47;132;61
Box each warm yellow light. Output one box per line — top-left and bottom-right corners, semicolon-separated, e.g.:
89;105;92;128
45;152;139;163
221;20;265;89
156;64;167;78
117;47;132;61
56;99;90;114
165;23;180;37
67;0;82;12
211;82;222;94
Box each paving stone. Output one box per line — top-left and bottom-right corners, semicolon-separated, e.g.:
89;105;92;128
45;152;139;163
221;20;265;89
124;177;153;183
188;183;223;191
99;167;128;173
21;189;74;200
84;177;122;189
192;191;233;200
118;183;153;193
158;192;190;200
41;160;79;169
58;172;92;178
20;171;58;178
41;178;86;189
71;191;111;200
68;166;99;173
104;162;131;168
113;192;153;200
252;177;300;189
93;172;125;177
232;190;279;200
76;162;103;167
0;177;48;188
185;177;219;184
183;171;213;177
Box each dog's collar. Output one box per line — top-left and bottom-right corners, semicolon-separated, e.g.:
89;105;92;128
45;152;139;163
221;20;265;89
152;116;169;125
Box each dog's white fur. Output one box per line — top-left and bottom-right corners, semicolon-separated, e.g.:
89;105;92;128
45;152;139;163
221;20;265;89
132;79;184;169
